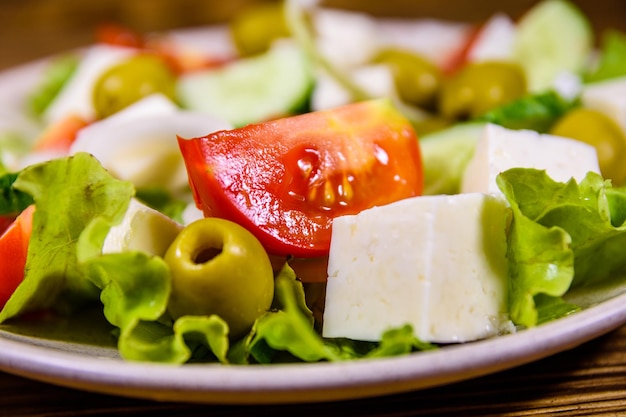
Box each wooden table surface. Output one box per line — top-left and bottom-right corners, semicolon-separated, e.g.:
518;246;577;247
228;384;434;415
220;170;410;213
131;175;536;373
2;1;626;415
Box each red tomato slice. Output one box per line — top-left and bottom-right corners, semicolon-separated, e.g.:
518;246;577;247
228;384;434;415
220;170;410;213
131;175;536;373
0;205;34;309
95;23;231;74
95;23;145;49
178;99;423;258
441;25;480;75
32;114;89;153
0;215;15;236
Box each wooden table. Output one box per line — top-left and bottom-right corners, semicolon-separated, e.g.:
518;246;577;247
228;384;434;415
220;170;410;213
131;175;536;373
2;1;626;415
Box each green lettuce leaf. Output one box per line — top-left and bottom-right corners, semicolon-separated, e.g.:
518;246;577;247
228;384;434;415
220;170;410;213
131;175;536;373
534;293;580;325
479;90;578;133
134;186;188;224
0;171;34;216
80;250;231;364
497;169;574;327
585;30;626;83
0;153;135;322
81;252;180;361
28;54;80;116
360;325;436;358
247;265;344;363
498;168;626;327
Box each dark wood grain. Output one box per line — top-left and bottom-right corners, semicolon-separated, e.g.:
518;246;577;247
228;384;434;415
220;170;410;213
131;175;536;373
1;1;626;415
2;0;626;70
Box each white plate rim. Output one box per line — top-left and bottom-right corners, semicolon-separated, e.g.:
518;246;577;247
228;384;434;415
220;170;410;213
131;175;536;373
2;25;626;405
1;291;625;404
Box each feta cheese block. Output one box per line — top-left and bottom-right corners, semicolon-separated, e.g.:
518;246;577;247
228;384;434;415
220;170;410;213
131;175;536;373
313;8;382;70
70;99;231;194
466;13;516;63
311;65;395;111
323;193;512;344
376;19;470;69
103;198;183;257
461;123;600;194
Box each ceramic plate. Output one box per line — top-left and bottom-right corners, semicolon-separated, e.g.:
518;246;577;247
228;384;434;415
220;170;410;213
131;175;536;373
1;26;626;405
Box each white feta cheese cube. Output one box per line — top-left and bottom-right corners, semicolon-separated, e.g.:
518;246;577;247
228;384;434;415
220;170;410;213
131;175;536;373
311;65;396;111
313;9;381;70
103;198;183;256
70;106;231;194
376;18;471;68
582;76;626;133
461;124;600;194
323;193;511;344
467;13;516;63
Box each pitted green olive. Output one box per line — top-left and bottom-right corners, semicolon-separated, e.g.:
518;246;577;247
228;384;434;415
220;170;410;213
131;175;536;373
164;217;274;339
439;61;526;119
373;48;442;109
229;2;290;56
93;54;177;119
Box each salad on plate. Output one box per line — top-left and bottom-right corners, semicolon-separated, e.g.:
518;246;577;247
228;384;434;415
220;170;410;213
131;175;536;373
2;0;626;366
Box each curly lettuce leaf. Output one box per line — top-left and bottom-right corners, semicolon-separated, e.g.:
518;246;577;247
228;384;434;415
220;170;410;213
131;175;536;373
134;186;188;224
79;249;231;364
585;30;626;83
247;265;343;363
28;54;80;116
0;153;134;322
497;169;574;327
534;293;580;326
498;168;626;327
0;171;34;216
479;90;578;133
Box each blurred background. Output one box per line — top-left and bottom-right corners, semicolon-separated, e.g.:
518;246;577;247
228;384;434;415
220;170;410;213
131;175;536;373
0;0;625;70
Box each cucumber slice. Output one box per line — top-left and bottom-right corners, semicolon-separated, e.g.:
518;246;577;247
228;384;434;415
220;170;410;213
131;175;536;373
177;42;313;127
419;122;486;195
513;0;593;92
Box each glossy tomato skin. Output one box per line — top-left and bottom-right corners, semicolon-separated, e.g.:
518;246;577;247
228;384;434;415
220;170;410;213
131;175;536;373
0;205;34;309
178;99;423;258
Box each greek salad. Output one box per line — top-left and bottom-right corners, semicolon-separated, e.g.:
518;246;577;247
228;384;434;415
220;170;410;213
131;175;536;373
2;0;626;365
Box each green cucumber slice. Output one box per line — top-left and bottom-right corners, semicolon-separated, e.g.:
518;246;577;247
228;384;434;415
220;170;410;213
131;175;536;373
513;0;593;92
419;122;486;195
177;42;313;127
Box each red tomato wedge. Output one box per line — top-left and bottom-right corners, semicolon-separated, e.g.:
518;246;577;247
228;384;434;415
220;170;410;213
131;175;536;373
0;205;34;309
32;114;89;153
442;25;480;75
95;23;231;74
95;23;145;49
178;99;423;258
0;215;14;236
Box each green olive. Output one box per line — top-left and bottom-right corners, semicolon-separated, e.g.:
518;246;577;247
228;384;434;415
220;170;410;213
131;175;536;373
229;2;290;57
412;116;453;136
164;217;274;339
439;61;527;120
93;54;177;119
550;108;626;185
373;48;442;109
